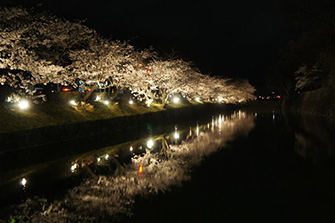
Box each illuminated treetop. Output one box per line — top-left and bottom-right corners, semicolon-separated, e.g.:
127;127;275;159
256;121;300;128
0;7;255;103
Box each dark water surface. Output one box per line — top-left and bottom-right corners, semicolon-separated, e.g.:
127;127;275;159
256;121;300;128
1;110;335;222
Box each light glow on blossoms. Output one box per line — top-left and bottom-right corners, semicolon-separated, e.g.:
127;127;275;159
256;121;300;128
147;99;153;107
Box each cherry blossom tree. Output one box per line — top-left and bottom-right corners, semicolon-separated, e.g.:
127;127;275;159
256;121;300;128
295;64;325;91
1;7;255;104
0;7;96;97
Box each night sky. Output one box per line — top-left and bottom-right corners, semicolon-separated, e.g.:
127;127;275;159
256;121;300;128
2;0;292;88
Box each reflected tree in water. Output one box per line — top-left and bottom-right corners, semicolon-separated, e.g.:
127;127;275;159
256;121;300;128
9;113;255;223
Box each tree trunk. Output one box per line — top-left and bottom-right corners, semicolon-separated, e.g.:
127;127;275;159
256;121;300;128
110;87;123;102
161;89;168;106
82;85;98;102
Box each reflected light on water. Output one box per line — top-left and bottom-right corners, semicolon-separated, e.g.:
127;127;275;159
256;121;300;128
71;163;78;173
174;126;180;140
20;178;27;187
138;165;143;174
196;125;199;136
272;111;275;121
147;139;154;149
10;111;255;222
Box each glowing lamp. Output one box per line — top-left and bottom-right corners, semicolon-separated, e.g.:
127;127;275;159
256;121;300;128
129;100;134;105
18;100;29;110
69;100;77;106
147;69;152;73
174;132;180;139
62;87;70;92
103;100;109;105
173;97;180;104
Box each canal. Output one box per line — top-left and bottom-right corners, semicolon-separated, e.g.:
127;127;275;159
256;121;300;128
1;110;335;222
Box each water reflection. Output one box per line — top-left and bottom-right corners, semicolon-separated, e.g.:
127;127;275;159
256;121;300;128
5;112;255;222
293;115;335;164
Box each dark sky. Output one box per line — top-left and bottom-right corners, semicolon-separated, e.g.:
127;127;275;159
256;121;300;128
3;0;291;88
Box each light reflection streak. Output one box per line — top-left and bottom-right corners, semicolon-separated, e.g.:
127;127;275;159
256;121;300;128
272;111;275;121
20;178;27;187
13;111;255;222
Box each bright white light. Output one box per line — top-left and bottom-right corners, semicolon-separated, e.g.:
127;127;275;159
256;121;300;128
69;100;77;106
95;96;102;101
103;100;109;105
18;100;29;110
174;132;180;139
147;99;153;107
195;97;200;102
105;154;109;160
173;97;180;104
97;157;101;163
21;178;27;187
130;146;133;152
71;163;78;172
218;98;223;103
147;139;154;149
129;100;134;105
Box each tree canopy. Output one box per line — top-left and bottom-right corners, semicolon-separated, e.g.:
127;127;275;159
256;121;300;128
0;7;255;104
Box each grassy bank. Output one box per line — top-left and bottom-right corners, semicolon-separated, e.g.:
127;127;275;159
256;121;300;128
0;91;282;134
0;92;209;133
0;94;166;133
